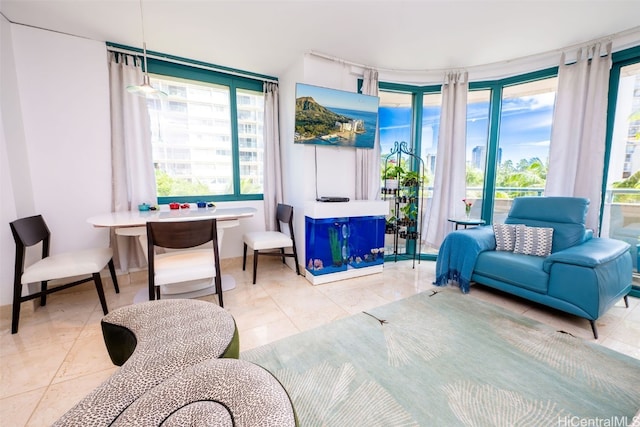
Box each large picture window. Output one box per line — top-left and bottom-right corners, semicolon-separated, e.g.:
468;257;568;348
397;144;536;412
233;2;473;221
145;58;266;203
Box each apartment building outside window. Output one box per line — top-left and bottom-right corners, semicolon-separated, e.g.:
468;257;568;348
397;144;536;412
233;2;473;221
144;58;266;203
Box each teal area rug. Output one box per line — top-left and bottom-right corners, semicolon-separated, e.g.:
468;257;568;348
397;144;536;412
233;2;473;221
241;291;640;426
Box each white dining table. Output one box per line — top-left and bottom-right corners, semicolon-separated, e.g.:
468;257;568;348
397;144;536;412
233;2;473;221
87;205;257;302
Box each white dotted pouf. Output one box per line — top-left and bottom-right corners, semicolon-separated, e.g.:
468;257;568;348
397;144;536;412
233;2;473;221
53;300;296;426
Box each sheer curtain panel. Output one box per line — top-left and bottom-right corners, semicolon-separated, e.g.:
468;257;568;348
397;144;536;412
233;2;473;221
356;69;381;201
262;82;283;230
424;72;469;248
108;52;157;271
545;42;612;233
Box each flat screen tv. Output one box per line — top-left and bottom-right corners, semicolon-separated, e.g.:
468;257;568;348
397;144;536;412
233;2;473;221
294;83;379;149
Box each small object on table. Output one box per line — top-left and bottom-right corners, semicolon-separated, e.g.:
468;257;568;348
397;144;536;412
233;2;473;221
197;201;207;208
180;203;190;209
207;202;216;208
138;203;150;211
448;218;486;230
169;202;180;210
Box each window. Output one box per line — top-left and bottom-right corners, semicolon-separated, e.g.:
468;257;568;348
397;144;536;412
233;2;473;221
493;77;557;222
378;84;442;256
602;60;640;274
468;70;558;223
145;58;267;203
466;90;490;214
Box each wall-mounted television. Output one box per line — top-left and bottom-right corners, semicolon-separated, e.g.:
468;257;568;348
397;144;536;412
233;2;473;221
294;83;379;149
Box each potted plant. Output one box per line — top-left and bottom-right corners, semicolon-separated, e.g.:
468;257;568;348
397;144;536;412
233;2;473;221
385;216;397;234
400;203;417;226
402;170;423;187
382;163;405;190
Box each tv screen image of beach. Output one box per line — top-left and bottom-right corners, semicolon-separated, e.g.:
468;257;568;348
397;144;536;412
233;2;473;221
294;83;380;149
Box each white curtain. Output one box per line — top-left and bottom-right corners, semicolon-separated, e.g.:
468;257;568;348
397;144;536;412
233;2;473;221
356;69;381;201
424;72;469;248
262;82;283;230
108;52;157;270
545;42;612;233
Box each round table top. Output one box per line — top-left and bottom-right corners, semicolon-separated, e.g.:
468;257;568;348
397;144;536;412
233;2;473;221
447;218;486;226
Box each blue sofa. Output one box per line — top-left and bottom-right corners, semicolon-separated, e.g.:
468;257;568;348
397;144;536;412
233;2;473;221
436;197;632;338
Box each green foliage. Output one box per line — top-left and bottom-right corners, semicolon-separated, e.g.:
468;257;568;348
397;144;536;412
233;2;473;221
381;162;406;180
400;202;417;220
155;169;210;197
402;170;423;186
612;170;640;203
466;166;484;185
295;97;350;138
494;157;547;198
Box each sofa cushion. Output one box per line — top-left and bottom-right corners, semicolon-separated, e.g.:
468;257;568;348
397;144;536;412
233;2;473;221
514;225;554;257
505;197;589;252
493;224;517;251
474;251;549;293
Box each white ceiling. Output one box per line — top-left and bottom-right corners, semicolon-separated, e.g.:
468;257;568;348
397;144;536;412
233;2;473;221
2;0;640;78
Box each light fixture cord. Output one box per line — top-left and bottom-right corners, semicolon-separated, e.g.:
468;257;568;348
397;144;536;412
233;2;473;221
139;0;149;76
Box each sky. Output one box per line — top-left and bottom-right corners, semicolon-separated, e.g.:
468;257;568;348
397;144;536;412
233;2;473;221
379;93;555;165
296;83;379;112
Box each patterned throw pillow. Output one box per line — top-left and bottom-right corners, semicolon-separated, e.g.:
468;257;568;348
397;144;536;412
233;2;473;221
513;225;554;257
493;224;517;251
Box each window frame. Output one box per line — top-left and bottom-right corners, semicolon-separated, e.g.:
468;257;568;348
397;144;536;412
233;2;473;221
603;45;640;298
468;67;559;222
147;59;265;204
107;43;276;204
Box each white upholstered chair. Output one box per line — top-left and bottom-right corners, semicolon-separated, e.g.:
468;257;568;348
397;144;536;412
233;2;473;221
9;214;119;334
146;218;223;307
242;203;300;284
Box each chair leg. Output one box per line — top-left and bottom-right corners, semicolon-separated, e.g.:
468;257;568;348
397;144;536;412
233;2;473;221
11;282;22;334
108;259;120;294
93;273;109;315
590;320;598;340
624;295;629;308
242;243;248;271
252;250;258;285
156;286;161;300
292;243;300;276
215;275;223;308
40;281;48;306
280;248;286;264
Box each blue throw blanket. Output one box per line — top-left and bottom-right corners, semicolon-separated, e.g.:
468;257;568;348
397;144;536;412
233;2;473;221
434;225;496;293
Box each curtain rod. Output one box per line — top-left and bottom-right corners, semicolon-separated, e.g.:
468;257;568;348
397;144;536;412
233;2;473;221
107;45;279;84
308;25;640;75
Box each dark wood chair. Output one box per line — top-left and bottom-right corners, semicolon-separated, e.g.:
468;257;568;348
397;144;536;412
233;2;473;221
146;218;223;307
242;203;300;284
9;214;119;334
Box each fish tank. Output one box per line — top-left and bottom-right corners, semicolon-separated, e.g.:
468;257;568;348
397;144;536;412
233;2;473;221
305;215;385;276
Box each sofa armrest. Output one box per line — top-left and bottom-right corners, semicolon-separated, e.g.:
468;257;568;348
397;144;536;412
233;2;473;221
543;238;630;273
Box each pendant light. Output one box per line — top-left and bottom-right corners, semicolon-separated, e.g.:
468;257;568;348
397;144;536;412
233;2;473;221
126;0;167;98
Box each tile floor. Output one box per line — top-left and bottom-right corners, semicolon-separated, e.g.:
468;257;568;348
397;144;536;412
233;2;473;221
1;258;638;426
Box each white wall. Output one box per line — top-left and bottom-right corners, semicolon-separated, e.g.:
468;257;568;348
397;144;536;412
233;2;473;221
278;54;365;269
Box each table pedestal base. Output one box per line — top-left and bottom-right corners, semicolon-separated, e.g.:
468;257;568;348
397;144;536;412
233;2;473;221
133;274;236;304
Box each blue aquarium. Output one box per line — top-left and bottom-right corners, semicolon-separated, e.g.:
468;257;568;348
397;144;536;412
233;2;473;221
305;215;385;276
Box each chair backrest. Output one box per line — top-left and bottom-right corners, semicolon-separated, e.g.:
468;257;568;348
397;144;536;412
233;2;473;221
146;219;219;252
10;215;51;275
275;204;295;237
10;214;50;249
146;218;222;302
504;196;589;252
